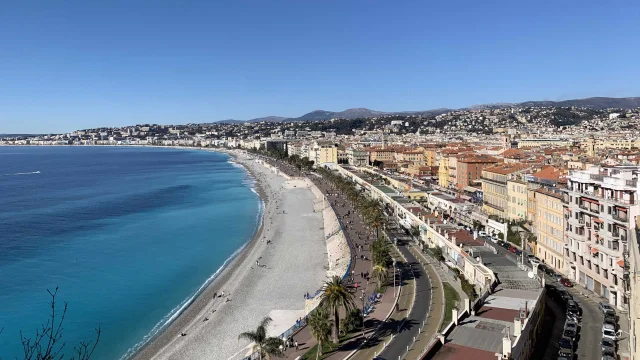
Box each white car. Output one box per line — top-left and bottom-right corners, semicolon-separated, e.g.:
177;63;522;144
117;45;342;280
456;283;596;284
479;231;487;237
602;324;619;341
529;257;541;266
489;237;499;243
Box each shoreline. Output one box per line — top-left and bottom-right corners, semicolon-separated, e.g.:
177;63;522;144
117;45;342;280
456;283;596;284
131;148;328;360
129;150;270;359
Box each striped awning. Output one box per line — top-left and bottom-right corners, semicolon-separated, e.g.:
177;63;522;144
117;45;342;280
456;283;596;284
593;218;603;223
582;198;599;204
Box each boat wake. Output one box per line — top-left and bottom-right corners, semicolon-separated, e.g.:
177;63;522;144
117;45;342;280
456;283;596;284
2;170;40;176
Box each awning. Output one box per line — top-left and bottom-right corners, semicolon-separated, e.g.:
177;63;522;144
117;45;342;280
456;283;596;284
582;198;600;204
615;206;627;211
591;248;599;254
593;218;603;223
618;259;625;267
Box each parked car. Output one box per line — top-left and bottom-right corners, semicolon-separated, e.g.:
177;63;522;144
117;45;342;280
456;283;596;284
603;314;617;329
543;266;555;276
479;231;487;237
529;257;541;266
514;249;522;256
601;338;616;354
510;246;517;253
558;337;574;351
564;320;579;333
563;327;577;340
567;300;581;318
599;302;616;316
560;278;574;287
557;348;573;359
602;323;619;341
558;289;573;302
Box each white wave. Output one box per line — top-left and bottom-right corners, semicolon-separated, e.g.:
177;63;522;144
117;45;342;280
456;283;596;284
121;242;251;360
2;170;40;176
227;159;245;170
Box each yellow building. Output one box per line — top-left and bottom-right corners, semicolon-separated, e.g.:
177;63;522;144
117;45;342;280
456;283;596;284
424;148;439;166
438;159;450;188
309;142;337;164
534;189;565;273
482;164;530;219
507;179;528;220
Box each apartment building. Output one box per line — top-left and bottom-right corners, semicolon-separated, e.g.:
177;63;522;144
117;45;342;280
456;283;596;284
482;164;531;219
564;165;639;309
346;148;369;166
534;188;566;273
508;179;528;220
457;155;499;190
368;148;395;164
308;142;338;165
424;148;439;166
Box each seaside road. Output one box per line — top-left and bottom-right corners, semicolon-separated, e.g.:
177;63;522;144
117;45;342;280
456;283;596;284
377;240;432;360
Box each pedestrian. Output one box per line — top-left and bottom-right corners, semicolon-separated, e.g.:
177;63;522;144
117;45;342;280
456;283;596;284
295;340;299;350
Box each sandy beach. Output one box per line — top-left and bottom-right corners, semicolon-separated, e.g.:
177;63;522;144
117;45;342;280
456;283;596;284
132;150;328;360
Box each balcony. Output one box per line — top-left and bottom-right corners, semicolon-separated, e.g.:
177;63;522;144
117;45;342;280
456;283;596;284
481;176;507;185
484;202;505;212
604;196;637;206
579;204;600;214
612;212;628;223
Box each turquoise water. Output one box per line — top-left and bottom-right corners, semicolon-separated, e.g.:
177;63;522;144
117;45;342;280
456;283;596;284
0;146;261;359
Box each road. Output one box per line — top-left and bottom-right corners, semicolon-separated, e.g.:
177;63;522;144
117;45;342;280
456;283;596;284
376;229;432;360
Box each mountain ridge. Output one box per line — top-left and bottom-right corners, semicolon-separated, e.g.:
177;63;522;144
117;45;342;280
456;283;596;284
210;96;640;124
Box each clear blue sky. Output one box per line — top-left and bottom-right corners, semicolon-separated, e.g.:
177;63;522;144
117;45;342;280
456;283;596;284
1;0;639;133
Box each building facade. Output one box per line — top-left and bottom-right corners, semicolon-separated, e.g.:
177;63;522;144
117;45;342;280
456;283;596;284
564;165;639;309
508;179;529;220
534;189;566;273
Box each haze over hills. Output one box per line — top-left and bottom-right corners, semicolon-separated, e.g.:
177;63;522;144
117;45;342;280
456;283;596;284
213;96;640;124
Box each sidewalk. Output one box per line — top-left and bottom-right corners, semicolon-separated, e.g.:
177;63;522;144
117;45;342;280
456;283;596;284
283;249;405;360
347;253;415;360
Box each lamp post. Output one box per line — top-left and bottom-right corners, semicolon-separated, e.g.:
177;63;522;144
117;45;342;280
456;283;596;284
393;259;397;297
361;289;366;339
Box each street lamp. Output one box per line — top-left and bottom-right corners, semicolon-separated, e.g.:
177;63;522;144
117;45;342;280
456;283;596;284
361;289;366;339
393;259;397;297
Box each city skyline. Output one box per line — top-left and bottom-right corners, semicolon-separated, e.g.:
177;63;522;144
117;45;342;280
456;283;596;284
2;0;640;133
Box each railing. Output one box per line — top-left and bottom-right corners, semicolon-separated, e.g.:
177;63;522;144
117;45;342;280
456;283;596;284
481;176;507;185
612;213;628;222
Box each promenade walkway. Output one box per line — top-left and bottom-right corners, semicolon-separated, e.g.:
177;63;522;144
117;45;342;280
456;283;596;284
256;157;401;360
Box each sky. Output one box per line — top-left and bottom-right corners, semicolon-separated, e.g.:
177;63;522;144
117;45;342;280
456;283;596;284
1;0;639;133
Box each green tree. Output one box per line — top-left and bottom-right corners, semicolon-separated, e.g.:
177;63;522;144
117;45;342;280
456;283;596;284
308;309;332;359
371;264;389;289
340;309;363;334
319;276;355;343
238;317;284;360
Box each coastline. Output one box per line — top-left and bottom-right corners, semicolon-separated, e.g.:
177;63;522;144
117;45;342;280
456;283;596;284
129;150;269;359
131;149;328;360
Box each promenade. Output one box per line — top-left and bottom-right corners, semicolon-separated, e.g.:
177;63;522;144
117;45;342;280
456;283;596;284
258;157;443;360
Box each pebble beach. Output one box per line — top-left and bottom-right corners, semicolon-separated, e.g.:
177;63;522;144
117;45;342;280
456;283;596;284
132;150;328;360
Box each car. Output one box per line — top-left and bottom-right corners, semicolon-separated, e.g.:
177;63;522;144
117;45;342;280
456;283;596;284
560;278;574;287
497;240;505;247
529;257;541;266
601;338;616;354
558;290;573;303
558;337;574;351
601;356;616;360
543;266;556;276
567;300;581;318
603;315;617;329
514;249;522;256
602;323;619;341
557;348;573;359
602;348;616;357
599;302;616;316
564;320;579;333
510;246;517;253
479;231;487;237
563;327;577;340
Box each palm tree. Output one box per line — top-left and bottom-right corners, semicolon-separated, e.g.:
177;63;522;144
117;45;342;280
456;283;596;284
371;264;388;288
238;316;284;360
319;276;355;343
308;309;332;360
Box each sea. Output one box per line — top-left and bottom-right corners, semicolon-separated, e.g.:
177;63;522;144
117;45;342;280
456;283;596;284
0;146;261;359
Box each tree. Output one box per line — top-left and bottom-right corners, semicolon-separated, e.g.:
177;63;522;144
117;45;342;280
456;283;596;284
319;276;355;343
340;309;363;334
307;309;331;359
371;264;388;289
9;287;102;360
238;317;284;360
